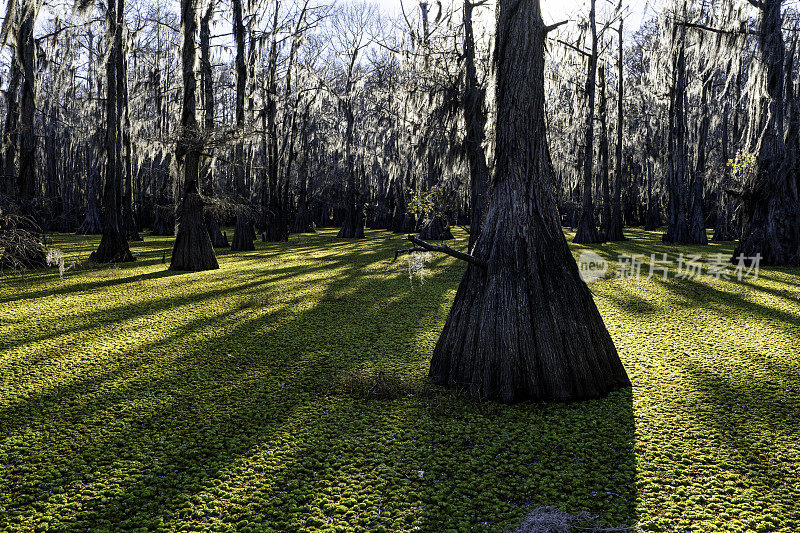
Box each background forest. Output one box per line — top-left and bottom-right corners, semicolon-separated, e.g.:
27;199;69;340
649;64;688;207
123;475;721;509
0;0;797;268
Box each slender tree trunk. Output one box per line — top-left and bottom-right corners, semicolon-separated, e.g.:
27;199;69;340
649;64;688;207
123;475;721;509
687;73;710;245
119;44;141;241
170;0;219;271
262;8;288;243
17;1;37;211
92;0;133;263
292;110;315;233
2;41;20;199
337;103;364;238
199;0;228;247
598;65;612;240
78;30;102;235
430;0;629;403
573;0;602;244
463;0;489;252
713;98;736;241
644;159;660;230
606;13;626;241
230;0;255;251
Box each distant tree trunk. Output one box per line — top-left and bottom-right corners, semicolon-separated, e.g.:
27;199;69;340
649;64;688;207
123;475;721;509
644;159;660;230
2;40;20;198
262;7;289;243
573;0;602;244
149;63;175;236
199;0;228;247
598;65;612;239
713;98;736;241
170;0;218;272
292;110;315;233
734;0;799;265
77;30;102;235
230;0;255;251
337;103;364;238
17;1;37;211
337;30;365;240
419;215;453;240
463;0;490;252
606;13;626;241
429;0;630;403
687;72;710;245
662;21;690;244
91;0;134;263
119;44;141;241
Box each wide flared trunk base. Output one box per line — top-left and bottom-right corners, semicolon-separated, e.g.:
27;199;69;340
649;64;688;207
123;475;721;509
662;218;689;244
170;193;219;271
76;209;102;235
231;214;255;252
734;193;800;266
573;212;603;244
91;226;134;264
337;203;365;239
206;215;229;247
419;216;454;241
292;206;315;234
262;211;289;242
604;211;626;241
430;228;630;403
431;184;630;403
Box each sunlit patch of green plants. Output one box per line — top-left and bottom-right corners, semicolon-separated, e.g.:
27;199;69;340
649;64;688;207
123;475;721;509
0;228;797;532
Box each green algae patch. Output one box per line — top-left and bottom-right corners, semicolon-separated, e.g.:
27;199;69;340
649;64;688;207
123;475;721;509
0;228;797;531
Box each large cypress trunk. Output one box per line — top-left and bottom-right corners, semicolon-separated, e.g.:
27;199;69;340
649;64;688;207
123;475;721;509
429;0;630;403
91;0;134;264
662;24;690;244
170;0;218;272
734;0;799;265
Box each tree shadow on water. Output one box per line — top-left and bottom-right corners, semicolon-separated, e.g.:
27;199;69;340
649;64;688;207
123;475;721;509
406;387;638;531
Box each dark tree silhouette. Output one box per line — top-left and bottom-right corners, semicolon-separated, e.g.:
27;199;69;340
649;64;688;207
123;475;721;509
463;0;489;252
170;0;218;271
91;0;134;263
199;0;228;248
606;10;626;242
573;0;603;244
230;0;255;252
734;0;798;265
428;0;630;403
